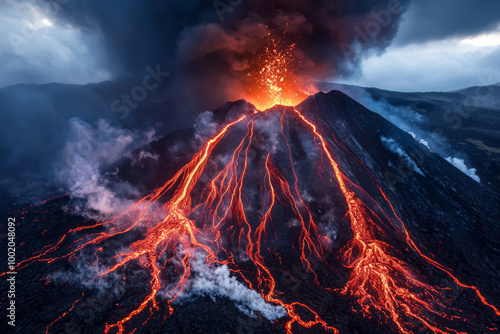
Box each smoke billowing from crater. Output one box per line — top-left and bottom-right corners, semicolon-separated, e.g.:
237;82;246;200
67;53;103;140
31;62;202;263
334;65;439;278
46;0;410;109
178;0;411;108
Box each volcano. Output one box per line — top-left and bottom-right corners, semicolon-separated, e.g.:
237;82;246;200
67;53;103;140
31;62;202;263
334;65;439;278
2;90;499;334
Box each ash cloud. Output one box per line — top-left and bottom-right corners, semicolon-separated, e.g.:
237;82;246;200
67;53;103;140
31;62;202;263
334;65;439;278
0;1;412;188
40;0;410;110
177;0;411;108
394;0;500;46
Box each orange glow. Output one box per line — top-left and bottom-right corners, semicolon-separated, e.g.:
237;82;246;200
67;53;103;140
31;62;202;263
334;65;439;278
45;293;84;334
246;39;314;110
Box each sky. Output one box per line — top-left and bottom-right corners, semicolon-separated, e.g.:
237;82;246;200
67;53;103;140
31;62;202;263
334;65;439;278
0;0;499;92
0;0;111;87
341;0;500;91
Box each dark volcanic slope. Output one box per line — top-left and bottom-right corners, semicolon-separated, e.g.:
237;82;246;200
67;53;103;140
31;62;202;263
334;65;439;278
117;90;500;332
298;90;500;277
2;90;499;334
320;82;500;194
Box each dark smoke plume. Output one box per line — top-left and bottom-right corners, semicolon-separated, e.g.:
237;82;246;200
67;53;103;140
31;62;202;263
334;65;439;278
46;0;411;109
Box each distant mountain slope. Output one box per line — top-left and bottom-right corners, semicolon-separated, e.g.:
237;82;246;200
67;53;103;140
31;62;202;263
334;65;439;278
319;82;500;194
0;79;195;183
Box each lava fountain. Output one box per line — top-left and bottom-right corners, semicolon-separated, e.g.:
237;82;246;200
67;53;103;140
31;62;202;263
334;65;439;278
245;38;315;110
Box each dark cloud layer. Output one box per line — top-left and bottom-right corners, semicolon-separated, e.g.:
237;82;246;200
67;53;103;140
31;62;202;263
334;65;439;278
395;0;500;45
43;0;214;77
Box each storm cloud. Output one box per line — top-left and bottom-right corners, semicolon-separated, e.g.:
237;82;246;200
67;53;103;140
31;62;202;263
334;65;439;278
340;0;500;92
394;0;500;46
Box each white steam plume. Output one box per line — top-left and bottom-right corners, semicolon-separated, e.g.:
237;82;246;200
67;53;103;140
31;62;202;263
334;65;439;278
381;136;425;176
180;254;287;321
61;118;157;218
445;157;480;182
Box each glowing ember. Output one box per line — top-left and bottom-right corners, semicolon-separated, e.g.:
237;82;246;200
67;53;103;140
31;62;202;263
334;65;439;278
247;39;313;110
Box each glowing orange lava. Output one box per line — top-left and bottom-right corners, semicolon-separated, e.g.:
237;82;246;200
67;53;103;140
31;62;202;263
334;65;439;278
246;39;314;110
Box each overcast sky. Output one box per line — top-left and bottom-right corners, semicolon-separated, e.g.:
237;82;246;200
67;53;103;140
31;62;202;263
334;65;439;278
341;0;500;91
0;0;112;87
1;0;499;92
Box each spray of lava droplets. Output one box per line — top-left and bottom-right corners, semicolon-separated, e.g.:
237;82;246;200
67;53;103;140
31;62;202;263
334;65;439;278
246;38;313;110
6;39;500;334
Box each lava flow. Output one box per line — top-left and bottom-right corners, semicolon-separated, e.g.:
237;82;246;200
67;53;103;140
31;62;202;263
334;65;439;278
8;41;500;334
294;109;499;333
